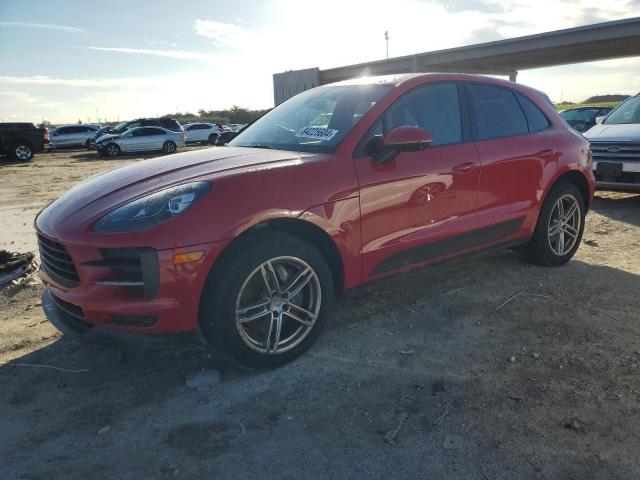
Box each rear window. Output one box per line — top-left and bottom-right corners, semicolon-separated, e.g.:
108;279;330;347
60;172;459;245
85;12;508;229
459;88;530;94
159;118;181;131
468;83;528;141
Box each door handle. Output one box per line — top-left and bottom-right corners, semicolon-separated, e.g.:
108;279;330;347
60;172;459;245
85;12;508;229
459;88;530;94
452;162;475;172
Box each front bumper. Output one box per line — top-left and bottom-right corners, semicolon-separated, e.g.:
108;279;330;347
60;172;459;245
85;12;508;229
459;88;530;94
38;233;227;336
593;161;640;191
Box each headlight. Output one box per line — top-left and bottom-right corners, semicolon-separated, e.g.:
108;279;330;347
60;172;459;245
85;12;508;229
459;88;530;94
92;181;211;233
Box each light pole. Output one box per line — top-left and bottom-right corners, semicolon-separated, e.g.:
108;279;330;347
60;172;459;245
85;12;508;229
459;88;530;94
385;31;389;59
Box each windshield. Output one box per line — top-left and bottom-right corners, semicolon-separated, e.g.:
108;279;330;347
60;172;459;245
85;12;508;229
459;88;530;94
605;96;640;125
229;84;392;153
114;122;129;134
560;108;600;122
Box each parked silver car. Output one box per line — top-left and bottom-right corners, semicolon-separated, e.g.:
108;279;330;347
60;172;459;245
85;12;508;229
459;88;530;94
183;122;222;144
584;94;640;191
95;126;185;157
50;124;102;149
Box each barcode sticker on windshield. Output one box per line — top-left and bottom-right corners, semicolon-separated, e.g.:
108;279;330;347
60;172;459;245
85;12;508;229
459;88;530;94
295;127;339;141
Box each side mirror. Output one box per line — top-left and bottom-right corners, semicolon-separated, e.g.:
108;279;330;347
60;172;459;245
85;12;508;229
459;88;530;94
368;126;433;164
595;116;605;124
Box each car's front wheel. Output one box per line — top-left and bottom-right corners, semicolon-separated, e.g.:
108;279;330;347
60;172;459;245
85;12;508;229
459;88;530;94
199;231;334;369
523;182;585;266
163;141;177;154
105;143;120;157
208;133;218;145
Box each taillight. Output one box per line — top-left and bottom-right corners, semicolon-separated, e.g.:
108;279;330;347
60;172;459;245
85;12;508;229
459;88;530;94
181;132;186;141
44;127;49;141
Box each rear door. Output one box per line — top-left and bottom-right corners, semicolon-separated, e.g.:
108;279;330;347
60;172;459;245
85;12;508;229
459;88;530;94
355;82;480;278
466;82;556;236
145;127;167;150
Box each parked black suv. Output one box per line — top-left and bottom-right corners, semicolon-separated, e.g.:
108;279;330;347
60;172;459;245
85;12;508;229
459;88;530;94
0;123;49;161
111;117;183;135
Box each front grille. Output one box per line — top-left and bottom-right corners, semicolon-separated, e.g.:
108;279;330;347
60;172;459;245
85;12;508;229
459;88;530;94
590;142;640;163
37;234;80;287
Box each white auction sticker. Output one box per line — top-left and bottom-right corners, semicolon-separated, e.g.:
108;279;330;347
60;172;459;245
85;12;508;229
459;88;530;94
295;127;339;141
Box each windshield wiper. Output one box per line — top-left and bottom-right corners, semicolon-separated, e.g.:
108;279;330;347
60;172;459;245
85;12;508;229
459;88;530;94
248;144;275;150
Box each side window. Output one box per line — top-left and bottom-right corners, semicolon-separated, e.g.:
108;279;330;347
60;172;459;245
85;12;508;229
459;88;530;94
186;125;195;131
147;128;164;136
468;83;528;141
515;92;550;133
385;83;462;147
131;129;147;137
57;127;71;134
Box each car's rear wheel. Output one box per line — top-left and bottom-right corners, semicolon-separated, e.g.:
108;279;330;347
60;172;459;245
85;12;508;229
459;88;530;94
163;141;176;154
522;182;585;266
11;143;33;161
105;143;120;157
199;231;334;369
208;133;218;145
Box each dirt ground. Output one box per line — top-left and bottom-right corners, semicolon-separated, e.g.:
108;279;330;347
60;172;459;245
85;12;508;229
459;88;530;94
1;147;640;480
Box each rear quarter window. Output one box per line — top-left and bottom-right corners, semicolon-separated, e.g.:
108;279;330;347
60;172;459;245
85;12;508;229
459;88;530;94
515;93;550;133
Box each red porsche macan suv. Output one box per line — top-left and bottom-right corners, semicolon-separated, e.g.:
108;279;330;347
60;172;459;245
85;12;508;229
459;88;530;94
36;73;594;368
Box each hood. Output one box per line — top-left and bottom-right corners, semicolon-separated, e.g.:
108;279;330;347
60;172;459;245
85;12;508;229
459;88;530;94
95;133;119;142
36;147;314;237
584;123;640;142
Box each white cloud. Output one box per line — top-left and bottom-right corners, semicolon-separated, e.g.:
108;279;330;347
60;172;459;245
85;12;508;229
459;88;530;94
86;47;220;64
0;21;84;33
0;75;161;88
193;19;255;48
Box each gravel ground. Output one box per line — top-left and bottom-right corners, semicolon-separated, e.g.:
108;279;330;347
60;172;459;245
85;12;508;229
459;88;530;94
1;148;640;480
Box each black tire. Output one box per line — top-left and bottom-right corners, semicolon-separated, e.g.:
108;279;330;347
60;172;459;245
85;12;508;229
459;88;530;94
11;142;33;161
105;143;120;157
522;182;585;266
208;133;218;145
199;231;334;369
163;141;177;154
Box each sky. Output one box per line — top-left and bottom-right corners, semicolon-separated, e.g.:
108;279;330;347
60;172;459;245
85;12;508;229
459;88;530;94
0;0;639;124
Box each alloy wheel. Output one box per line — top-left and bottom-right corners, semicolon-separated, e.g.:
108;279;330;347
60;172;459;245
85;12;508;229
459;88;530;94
15;145;31;160
547;193;581;256
106;144;119;156
235;256;321;355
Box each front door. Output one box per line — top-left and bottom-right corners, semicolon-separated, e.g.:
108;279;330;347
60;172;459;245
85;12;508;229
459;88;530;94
354;82;480;279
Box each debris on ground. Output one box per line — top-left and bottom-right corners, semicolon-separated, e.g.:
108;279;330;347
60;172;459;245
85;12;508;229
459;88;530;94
584;239;600;247
185;369;222;390
0;250;37;289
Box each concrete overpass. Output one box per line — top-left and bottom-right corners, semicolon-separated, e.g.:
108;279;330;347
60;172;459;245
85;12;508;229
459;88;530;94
273;17;640;105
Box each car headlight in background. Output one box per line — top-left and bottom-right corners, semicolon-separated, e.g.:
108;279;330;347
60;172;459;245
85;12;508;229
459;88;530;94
92;181;211;233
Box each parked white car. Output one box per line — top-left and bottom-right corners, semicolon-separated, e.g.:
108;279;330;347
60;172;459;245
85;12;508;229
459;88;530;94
227;123;247;132
50;124;102;149
584;94;640;192
183;122;222;144
95;126;185;157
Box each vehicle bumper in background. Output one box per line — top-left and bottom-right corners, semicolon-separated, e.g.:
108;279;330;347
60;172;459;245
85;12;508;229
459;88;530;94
593;161;640;191
38;234;228;337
